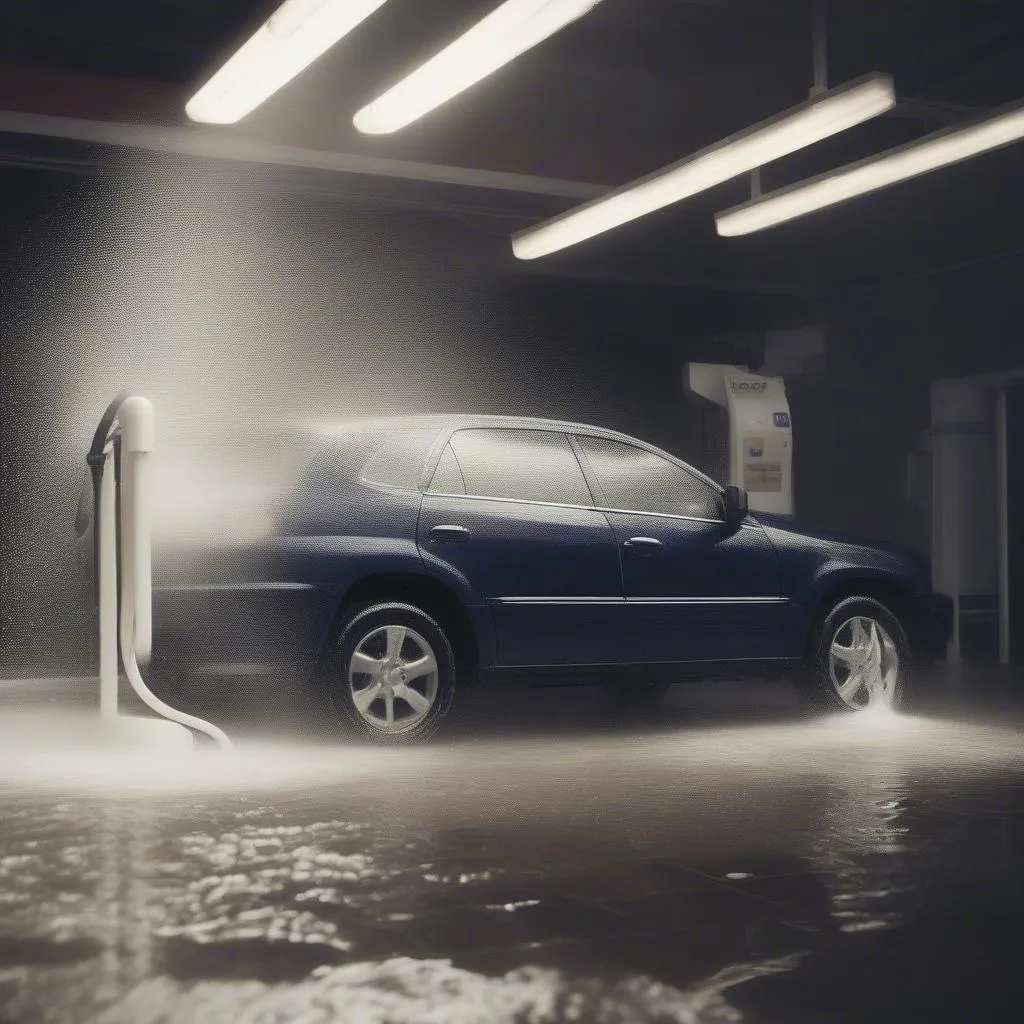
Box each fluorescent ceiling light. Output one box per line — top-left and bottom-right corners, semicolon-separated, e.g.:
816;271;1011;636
353;0;602;135
716;96;1024;236
186;0;391;124
510;72;895;260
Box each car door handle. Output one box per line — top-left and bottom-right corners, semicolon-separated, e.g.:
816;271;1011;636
429;525;471;545
623;536;663;555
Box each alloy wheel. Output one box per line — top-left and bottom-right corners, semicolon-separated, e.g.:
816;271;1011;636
348;624;439;733
828;615;900;710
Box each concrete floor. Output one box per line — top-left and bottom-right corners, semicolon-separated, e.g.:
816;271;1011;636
0;669;1023;1023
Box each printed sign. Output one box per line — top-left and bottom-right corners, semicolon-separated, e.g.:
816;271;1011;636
772;412;791;428
730;380;769;394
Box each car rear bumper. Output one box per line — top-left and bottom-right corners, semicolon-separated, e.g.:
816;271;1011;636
914;591;955;663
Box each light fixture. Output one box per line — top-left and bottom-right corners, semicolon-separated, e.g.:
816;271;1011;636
186;0;391;124
716;95;1024;236
510;72;895;260
353;0;602;135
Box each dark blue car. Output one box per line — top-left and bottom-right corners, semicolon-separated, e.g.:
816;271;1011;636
152;415;953;742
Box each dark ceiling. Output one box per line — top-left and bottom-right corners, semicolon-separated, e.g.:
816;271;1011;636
1;0;1024;296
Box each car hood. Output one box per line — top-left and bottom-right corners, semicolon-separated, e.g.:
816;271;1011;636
753;511;928;564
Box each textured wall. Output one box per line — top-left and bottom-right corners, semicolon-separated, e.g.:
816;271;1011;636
1;161;775;673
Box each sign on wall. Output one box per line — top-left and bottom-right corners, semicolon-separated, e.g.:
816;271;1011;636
725;373;793;515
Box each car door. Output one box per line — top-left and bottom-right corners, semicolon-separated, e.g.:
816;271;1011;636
418;427;624;667
573;433;785;664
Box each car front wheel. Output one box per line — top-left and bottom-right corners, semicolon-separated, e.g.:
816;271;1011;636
333;602;456;743
798;595;910;712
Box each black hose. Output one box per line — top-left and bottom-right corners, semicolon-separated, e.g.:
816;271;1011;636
86;392;131;469
75;393;129;610
75;392;129;535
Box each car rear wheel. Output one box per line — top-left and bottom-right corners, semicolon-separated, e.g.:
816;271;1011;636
333;602;456;743
798;595;910;712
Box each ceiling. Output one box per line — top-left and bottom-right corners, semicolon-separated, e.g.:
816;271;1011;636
1;0;1024;296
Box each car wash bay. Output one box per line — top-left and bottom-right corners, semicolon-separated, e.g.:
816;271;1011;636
4;1;1024;1022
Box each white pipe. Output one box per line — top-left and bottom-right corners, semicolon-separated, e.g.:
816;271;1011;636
97;395;233;749
118;397;154;666
99;443;118;720
118;602;233;749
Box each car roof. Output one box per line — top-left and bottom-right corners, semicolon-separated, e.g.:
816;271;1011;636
304;413;649;444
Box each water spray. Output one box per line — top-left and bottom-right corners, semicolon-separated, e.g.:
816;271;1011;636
80;395;232;750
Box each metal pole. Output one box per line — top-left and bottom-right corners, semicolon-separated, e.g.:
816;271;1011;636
996;386;1011;664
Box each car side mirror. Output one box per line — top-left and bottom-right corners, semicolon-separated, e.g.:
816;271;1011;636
723;485;749;529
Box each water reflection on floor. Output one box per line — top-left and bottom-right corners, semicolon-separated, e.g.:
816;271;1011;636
1;678;1023;1022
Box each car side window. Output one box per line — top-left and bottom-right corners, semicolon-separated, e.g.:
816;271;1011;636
443;428;593;506
575;434;722;520
427;443;467;494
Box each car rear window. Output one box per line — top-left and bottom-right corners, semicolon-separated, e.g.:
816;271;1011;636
361;428;442;489
427;444;467;494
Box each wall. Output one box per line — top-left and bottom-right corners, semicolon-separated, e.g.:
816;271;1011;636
0;164;795;672
795;254;1024;552
8;165;1024;674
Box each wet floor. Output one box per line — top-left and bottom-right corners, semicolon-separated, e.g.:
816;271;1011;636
1;672;1023;1022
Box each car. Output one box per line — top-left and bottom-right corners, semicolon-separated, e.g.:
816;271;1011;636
146;414;953;742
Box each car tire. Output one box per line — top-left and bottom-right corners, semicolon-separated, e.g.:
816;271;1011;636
332;602;456;743
797;595;910;713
